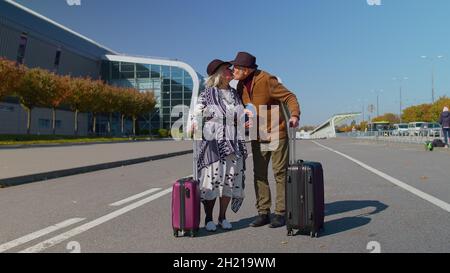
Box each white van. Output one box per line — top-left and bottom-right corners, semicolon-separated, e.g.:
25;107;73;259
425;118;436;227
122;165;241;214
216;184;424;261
408;122;426;136
392;123;409;136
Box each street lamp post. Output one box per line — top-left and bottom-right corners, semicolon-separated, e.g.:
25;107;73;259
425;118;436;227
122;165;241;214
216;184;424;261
371;89;383;117
358;98;367;122
393;77;408;123
421;55;444;103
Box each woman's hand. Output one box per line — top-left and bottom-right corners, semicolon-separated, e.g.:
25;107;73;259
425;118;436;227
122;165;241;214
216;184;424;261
244;109;254;129
243;108;254;118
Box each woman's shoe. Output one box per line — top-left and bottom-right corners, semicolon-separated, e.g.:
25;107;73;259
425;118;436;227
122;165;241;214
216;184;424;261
219;219;232;230
205;221;217;232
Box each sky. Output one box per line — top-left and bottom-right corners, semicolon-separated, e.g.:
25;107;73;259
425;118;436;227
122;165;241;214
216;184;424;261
12;0;450;126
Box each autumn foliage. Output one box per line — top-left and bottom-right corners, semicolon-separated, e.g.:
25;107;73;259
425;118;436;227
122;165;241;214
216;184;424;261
0;58;156;135
401;97;450;123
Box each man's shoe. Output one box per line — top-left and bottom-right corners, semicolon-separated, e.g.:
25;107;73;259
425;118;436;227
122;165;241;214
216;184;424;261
249;214;270;227
269;214;286;228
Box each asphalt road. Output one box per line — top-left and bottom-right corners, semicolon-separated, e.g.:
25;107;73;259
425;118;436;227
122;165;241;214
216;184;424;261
0;140;191;180
0;138;449;253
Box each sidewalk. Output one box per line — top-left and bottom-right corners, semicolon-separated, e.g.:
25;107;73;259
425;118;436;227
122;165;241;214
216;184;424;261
0;140;192;186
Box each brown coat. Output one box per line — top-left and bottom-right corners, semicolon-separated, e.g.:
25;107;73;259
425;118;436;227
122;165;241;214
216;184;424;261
237;70;300;141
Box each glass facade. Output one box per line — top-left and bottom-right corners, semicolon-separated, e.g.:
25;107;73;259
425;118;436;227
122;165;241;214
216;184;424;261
101;60;202;133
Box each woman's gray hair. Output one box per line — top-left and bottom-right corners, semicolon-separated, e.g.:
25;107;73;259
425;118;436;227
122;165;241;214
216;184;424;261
205;65;228;88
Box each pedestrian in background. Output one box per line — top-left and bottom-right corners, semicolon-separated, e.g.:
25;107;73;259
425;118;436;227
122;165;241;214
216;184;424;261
439;106;450;148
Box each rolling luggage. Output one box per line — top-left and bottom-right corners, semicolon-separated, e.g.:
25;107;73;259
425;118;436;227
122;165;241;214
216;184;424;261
285;127;325;238
172;141;201;237
432;138;445;148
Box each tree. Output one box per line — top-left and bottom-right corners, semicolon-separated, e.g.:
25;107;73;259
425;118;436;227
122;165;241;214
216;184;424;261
359;121;368;131
121;90;156;136
86;80;107;135
372;113;400;124
117;88;135;135
17;68;55;134
103;85;121;136
0;58;25;101
139;91;157;135
140;90;156;118
299;126;315;131
65;77;91;135
129;90;142;136
428;96;450;122
42;74;73;135
402;104;432;123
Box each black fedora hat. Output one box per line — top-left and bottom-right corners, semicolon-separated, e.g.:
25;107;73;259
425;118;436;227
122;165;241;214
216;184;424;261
207;59;231;76
230;52;258;69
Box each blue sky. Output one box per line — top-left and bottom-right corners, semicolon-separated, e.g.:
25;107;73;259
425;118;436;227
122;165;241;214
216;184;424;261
14;0;450;126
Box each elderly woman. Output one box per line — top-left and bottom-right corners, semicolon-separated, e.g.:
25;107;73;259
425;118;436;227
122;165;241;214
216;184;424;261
190;59;248;232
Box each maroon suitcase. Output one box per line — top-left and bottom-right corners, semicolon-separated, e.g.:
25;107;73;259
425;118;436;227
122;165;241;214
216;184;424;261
171;141;201;237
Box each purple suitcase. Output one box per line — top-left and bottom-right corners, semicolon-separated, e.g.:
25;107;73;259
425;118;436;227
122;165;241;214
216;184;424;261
172;178;201;237
172;141;201;237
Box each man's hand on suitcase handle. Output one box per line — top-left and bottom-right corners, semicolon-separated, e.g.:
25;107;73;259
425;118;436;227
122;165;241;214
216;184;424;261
289;116;299;128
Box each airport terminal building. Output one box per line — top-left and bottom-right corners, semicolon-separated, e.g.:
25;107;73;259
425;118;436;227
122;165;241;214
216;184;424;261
0;0;202;135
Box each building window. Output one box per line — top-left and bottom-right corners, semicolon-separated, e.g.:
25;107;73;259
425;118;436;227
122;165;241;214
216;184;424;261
54;48;62;71
151;65;161;78
161;66;170;78
17;32;28;64
0;105;15;112
38;119;50;129
39;119;62;129
111;62;120;79
171;67;183;79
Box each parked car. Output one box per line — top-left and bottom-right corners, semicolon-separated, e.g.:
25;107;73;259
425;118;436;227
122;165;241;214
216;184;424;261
408;122;426;136
419;122;441;137
392;123;409;136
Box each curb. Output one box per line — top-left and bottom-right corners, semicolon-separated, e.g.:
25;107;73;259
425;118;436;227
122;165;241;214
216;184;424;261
0;149;193;188
0;138;174;150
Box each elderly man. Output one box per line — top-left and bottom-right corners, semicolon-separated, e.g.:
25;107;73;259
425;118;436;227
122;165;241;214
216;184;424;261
231;52;300;228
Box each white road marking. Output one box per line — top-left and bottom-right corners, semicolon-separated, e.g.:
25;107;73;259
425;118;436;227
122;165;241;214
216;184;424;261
312;140;450;213
19;188;173;253
109;188;162;207
0;218;85;253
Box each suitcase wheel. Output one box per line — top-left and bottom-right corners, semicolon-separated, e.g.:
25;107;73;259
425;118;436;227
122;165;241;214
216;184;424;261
287;229;294;236
190;230;198;238
173;229;179;238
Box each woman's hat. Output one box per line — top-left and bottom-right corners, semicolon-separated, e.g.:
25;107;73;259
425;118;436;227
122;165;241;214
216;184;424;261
207;59;231;76
230;52;258;69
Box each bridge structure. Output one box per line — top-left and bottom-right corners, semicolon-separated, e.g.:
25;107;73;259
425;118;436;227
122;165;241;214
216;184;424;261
310;112;361;139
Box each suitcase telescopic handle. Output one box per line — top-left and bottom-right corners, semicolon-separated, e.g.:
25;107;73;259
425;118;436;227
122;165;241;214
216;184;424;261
281;103;297;165
193;140;197;181
192;117;200;181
